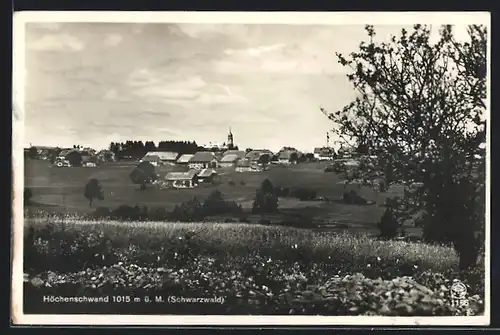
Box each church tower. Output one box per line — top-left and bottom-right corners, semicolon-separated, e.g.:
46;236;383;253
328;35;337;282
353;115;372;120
227;127;234;149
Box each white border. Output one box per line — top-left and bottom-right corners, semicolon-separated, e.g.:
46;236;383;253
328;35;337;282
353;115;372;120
11;11;491;326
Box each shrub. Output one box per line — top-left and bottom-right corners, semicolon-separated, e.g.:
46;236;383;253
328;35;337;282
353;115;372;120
252;179;279;214
240;181;246;186
228;180;236;186
93;206;111;219
342;190;368;205
378;207;399;239
290;188;317;201
111;205;141;221
170;197;204;222
148;207;169;221
203;190;243;216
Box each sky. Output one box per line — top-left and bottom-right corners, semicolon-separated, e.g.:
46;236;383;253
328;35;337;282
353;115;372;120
22;21;474;153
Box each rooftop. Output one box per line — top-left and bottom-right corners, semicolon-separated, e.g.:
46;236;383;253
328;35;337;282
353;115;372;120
190;151;217;162
165;170;199;181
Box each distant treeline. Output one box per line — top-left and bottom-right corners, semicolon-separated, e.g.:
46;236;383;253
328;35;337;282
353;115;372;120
108;140;238;161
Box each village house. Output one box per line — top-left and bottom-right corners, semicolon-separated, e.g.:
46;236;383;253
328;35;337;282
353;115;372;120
97;150;116;163
141;151;179;166
141;154;161;167
197;168;218;184
277;149;299;165
218;153;241;168
245;149;274;163
223;150;246;159
188;151;219;170
81;154;99;167
235;159;253;172
176;154;194;165
314;147;335;161
164;170;200;189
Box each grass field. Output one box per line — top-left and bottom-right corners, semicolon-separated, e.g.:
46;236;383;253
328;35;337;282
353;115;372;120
22;217;484;315
24;159;416;236
22;160;485;315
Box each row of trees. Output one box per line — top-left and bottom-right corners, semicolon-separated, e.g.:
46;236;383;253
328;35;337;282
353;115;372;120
324;24;487;270
108;140;205;160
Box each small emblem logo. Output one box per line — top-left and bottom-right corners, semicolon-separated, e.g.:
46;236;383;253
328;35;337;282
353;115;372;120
450;280;470;314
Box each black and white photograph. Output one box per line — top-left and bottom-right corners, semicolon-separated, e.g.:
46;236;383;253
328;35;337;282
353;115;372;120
12;11;490;326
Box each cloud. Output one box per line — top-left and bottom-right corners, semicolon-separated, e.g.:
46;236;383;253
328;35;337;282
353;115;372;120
104;33;123;46
224;43;286;57
28;33;85;52
129;72;207;101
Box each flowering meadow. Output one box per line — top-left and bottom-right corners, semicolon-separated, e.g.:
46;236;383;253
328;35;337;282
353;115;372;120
23;215;485;316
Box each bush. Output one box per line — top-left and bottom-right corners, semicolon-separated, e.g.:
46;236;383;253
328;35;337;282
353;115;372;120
342;190;368;205
378;207;399;239
111;205;141;221
228;180;236;186
252;190;279;214
252;179;279;214
170;198;205;222
240;181;246;186
290;188;317;201
148;207;169;221
92;206;111;219
203;190;243;216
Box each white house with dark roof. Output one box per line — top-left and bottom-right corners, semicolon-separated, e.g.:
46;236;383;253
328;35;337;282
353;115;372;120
314;147;335;161
277;149;299;165
141;151;179;165
164;170;200;188
188;151;219;170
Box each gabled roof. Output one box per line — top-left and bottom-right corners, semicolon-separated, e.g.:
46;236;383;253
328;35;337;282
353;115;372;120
236;158;251;167
198;168;217;178
246;150;273;161
145;151;178;161
220;154;241;163
177;154;194;163
190;151;217;162
165;170;199;181
278;150;298;160
59;149;79;157
314;147;335;155
223;150;246;159
142;155;160;162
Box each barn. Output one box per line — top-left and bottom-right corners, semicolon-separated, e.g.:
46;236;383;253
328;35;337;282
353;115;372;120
164;170;200;189
141;151;179;166
197;168;218;183
188;151;218;170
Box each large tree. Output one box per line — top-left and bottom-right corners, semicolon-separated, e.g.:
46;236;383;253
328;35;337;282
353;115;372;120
322;24;487;270
84;178;104;208
130;161;157;190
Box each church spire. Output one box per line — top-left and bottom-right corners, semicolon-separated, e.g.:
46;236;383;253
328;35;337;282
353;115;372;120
227;127;234;149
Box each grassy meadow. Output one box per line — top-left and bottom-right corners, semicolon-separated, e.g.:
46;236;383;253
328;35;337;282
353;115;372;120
22;159;486;316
